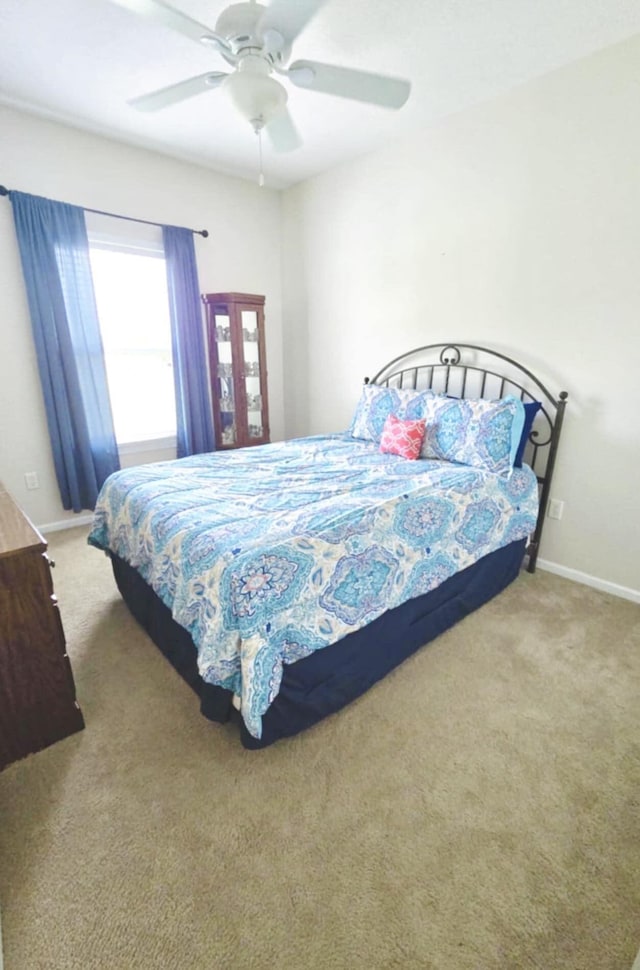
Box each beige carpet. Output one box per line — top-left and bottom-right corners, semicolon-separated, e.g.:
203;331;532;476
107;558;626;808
1;526;639;970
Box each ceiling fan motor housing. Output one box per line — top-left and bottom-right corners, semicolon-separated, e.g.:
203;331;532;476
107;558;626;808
214;1;290;65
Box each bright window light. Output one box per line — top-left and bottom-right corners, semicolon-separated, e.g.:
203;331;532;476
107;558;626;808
89;246;177;444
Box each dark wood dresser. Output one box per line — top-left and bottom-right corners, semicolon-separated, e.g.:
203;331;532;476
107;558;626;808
0;484;84;770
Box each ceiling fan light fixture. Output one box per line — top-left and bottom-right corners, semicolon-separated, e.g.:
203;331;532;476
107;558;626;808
222;61;288;129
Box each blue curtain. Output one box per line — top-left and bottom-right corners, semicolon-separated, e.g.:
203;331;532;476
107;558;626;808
162;226;215;457
10;191;120;512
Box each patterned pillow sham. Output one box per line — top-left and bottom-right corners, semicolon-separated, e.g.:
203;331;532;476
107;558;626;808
379;414;426;460
349;384;437;443
420;395;525;477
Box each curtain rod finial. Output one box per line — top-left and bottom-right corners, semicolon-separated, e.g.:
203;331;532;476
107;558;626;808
200;229;209;238
0;186;9;196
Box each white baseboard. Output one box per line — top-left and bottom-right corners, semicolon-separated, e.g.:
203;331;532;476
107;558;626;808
39;514;94;534
537;558;640;604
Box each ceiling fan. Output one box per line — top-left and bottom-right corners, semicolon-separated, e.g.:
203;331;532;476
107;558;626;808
108;0;411;153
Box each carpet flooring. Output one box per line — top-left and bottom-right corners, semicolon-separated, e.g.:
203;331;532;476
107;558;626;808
0;526;639;970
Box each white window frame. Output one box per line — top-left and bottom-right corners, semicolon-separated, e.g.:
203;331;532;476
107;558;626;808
86;213;177;453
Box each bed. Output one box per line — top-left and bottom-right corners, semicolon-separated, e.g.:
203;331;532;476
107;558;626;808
88;343;567;748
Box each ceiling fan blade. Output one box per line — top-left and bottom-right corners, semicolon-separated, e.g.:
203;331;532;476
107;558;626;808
258;0;328;45
266;109;302;153
129;72;227;112
288;60;411;109
108;0;219;46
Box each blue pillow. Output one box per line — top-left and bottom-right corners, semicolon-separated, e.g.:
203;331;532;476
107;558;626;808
514;401;542;467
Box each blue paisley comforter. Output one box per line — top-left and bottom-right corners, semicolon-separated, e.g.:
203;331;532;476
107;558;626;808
88;434;538;738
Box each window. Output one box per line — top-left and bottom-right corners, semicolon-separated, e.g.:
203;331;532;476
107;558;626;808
87;217;176;445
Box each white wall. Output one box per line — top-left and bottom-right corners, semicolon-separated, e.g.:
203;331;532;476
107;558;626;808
282;35;640;595
3;33;640;595
0;104;283;529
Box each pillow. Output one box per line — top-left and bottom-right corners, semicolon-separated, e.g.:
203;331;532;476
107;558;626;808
379;414;426;460
421;395;525;477
514;401;542;467
350;384;437;442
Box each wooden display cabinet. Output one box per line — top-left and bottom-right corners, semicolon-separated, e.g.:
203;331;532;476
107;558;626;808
0;484;84;770
202;292;270;450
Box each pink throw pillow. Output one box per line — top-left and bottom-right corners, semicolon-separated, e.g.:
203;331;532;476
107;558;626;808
379;414;426;460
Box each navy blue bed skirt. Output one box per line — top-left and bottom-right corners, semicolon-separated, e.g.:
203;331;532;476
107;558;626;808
110;538;527;748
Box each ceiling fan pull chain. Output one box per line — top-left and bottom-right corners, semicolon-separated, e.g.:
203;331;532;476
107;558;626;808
257;125;265;187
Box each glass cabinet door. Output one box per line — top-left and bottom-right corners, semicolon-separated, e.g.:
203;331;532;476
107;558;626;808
241;309;265;441
212;312;237;446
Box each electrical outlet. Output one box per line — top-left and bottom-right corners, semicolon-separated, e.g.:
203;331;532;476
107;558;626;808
24;471;39;490
548;498;564;520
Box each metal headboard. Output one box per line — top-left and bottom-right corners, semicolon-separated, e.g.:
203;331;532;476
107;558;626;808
366;343;568;573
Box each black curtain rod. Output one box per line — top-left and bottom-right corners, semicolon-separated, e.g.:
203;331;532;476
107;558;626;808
0;185;209;238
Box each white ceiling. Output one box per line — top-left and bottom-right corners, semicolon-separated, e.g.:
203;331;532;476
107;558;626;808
1;0;639;189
